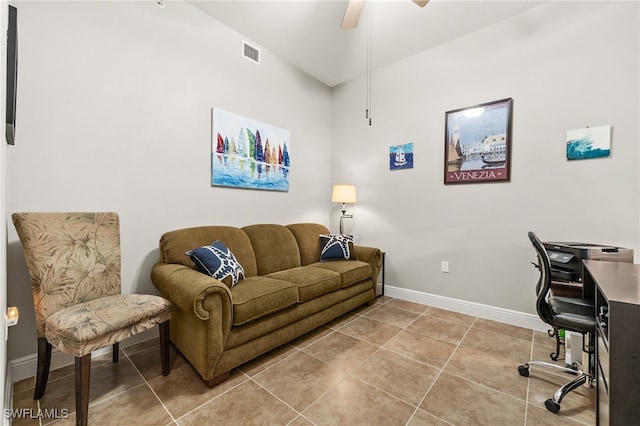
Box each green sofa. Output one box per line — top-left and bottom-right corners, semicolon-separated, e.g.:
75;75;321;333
151;223;383;386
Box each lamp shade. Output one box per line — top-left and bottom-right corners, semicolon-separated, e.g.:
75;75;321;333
332;185;357;204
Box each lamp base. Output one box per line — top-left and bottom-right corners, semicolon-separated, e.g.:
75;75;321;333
339;213;353;235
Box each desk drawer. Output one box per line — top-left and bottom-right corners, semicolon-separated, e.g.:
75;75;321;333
598;362;609;426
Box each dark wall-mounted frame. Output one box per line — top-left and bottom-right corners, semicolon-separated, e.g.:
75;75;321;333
444;98;513;184
6;5;18;145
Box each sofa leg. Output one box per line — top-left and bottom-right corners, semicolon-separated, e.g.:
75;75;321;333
204;371;230;388
366;300;375;306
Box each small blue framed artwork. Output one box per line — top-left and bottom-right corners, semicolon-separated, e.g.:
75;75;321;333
390;142;414;170
212;108;290;191
566;125;611;160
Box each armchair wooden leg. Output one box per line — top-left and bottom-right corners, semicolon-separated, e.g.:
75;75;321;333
159;320;170;376
75;354;91;426
112;342;119;363
34;338;52;400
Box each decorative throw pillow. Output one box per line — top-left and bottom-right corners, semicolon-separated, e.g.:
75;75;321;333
185;241;245;288
319;234;357;261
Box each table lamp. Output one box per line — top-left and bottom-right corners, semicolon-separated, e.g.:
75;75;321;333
331;184;357;234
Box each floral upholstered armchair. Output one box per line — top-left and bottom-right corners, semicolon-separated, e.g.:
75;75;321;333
12;212;171;426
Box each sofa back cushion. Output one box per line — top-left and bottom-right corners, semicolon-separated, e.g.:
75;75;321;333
286;223;330;266
159;226;258;277
242;224;301;275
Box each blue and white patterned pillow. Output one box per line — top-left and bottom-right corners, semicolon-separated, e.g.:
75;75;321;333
319;234;357;261
186;241;245;288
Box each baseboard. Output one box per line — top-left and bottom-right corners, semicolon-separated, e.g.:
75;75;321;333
9;329;156;383
383;285;548;332
4;363;12;426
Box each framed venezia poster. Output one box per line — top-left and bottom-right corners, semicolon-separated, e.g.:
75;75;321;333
444;98;513;184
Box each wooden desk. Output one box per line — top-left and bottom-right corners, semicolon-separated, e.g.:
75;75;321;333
582;260;640;426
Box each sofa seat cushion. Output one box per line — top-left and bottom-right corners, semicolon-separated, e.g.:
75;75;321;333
309;260;372;288
267;266;341;303
230;276;299;326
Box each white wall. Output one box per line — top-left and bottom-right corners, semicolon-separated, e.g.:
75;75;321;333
5;1;333;361
331;1;640;315
1;0;9;413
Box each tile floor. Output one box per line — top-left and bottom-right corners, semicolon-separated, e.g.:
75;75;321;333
10;296;595;425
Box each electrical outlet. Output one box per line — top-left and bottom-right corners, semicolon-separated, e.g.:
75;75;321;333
441;261;449;273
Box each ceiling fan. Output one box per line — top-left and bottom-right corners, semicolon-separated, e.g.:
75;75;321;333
341;0;429;29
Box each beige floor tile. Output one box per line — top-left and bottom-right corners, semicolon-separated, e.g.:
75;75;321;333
424;307;476;326
374;295;394;305
338;315;403;347
324;311;359;330
288;415;314;425
122;337;163;356
45;363;75;382
176;380;297;426
461;327;533;364
525;403;588;426
365;305;421;328
148;364;248;419
12;377;35;394
237;343;298;377
407;315;471;344
39;355;144;415
407;409;452;426
350;348;439;406
303;376;415;426
420;372;526;425
289;325;333;349
384;329;457;369
473;317;534;341
253;351;345;411
51;383;173;426
301;331;378;372
386;299;431;314
127;344;187;381
445;345;529;400
8;388;40;426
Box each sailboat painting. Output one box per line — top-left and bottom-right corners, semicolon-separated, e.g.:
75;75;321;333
390;142;414;170
212;108;290;191
566;125;611;160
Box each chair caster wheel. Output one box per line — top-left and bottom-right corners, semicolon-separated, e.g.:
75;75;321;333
517;365;530;377
545;398;560;413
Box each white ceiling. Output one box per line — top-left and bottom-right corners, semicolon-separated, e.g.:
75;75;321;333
187;0;546;87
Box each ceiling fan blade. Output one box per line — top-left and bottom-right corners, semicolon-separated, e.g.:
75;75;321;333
341;0;365;30
412;0;430;7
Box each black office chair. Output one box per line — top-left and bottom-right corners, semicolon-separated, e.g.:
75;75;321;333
518;231;596;413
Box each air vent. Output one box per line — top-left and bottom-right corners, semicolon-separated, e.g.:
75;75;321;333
242;41;261;65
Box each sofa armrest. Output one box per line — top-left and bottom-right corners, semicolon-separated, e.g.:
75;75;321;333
151;262;232;322
354;246;383;285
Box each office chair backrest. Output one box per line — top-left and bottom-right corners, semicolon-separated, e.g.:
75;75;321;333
528;231;554;326
12;212;122;337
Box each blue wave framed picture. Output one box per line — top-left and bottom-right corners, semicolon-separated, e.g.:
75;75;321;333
566;125;611;160
212;108;290;191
